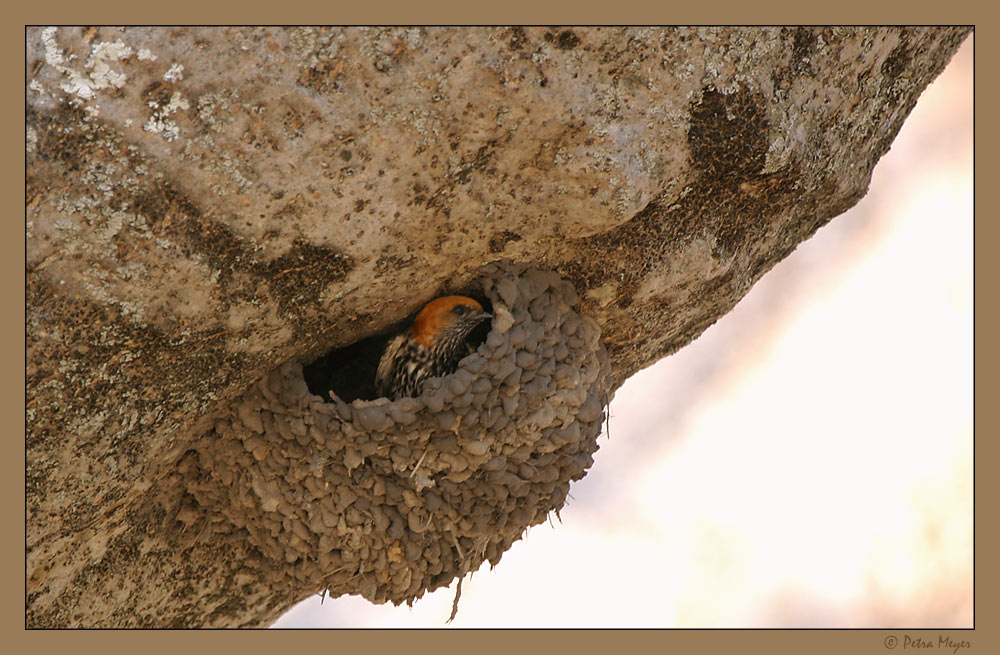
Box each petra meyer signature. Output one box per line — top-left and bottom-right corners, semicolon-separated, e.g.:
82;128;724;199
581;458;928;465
884;634;971;653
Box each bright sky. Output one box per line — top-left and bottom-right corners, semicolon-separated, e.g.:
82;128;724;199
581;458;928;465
273;36;973;629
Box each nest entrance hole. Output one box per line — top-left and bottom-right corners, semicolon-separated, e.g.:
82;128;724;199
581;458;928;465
303;294;493;403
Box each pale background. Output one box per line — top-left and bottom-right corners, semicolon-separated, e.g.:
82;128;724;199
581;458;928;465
274;36;973;628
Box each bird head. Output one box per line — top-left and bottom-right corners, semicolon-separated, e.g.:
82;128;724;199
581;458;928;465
411;295;492;348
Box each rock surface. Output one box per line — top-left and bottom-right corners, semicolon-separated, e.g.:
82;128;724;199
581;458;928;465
26;26;970;627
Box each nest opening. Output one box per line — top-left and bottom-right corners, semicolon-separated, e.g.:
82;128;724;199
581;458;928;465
303;295;492;403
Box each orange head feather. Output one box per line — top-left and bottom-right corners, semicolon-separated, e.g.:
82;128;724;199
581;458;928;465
411;296;485;348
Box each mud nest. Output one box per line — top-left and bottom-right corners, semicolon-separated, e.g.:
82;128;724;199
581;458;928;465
177;263;611;606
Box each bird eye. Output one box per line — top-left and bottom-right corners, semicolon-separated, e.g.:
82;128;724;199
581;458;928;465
452;305;469;315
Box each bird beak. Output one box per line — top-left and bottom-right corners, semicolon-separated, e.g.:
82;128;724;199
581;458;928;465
475;311;493;323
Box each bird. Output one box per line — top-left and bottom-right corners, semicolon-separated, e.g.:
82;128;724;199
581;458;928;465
375;295;493;400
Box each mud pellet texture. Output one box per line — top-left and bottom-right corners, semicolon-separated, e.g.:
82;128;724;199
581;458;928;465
182;264;611;606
